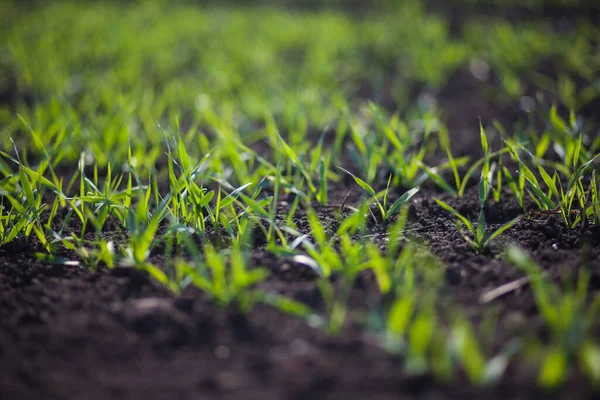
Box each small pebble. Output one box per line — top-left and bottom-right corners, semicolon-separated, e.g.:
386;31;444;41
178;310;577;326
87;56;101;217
520;96;536;113
289;339;310;356
504;311;527;333
469;59;490;81
214;345;231;360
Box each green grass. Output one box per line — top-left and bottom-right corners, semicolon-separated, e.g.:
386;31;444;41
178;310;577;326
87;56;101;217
1;0;600;390
507;246;600;388
434;126;524;253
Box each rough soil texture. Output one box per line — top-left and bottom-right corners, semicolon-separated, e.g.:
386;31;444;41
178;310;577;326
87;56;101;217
1;189;598;400
2;6;600;400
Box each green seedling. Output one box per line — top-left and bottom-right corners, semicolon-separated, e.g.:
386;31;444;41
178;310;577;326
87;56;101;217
448;314;522;385
419;148;470;197
265;115;326;204
435;162;523;253
176;230;322;320
0;144;70;251
512;136;600;228
338;167;419;224
176;244;269;311
121;181;172;287
433;126;523;253
506;246;600;388
589;171;600;225
49;238;116;270
423;124;509;199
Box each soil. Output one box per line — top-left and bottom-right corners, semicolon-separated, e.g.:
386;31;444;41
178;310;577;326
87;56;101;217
2;5;600;400
2;196;598;400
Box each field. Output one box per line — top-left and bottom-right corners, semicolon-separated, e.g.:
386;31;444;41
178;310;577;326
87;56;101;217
1;1;600;399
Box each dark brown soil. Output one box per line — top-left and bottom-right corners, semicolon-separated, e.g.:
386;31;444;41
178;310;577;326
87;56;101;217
2;181;599;400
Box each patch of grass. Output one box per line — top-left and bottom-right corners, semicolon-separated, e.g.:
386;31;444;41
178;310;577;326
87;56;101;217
1;0;600;391
507;246;600;388
435;128;524;253
338;167;420;224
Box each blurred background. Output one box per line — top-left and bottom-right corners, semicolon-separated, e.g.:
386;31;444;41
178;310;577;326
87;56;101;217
1;0;599;166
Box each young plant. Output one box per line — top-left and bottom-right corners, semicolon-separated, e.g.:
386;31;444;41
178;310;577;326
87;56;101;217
434;125;523;252
265;115;328;204
375;245;441;361
588;171;600;225
50;237;116;270
175;231;322;323
518;141;600;228
506;246;600;388
369;102;445;188
0;146;68;252
435;163;523;254
502;164;526;209
448;314;521;385
176;243;269;311
369;240;517;384
418;147;470;197
338;167;419;224
311;232;380;335
421;124;509;199
121;182;172;288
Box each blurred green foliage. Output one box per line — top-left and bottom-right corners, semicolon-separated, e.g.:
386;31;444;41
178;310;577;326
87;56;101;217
0;0;597;172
